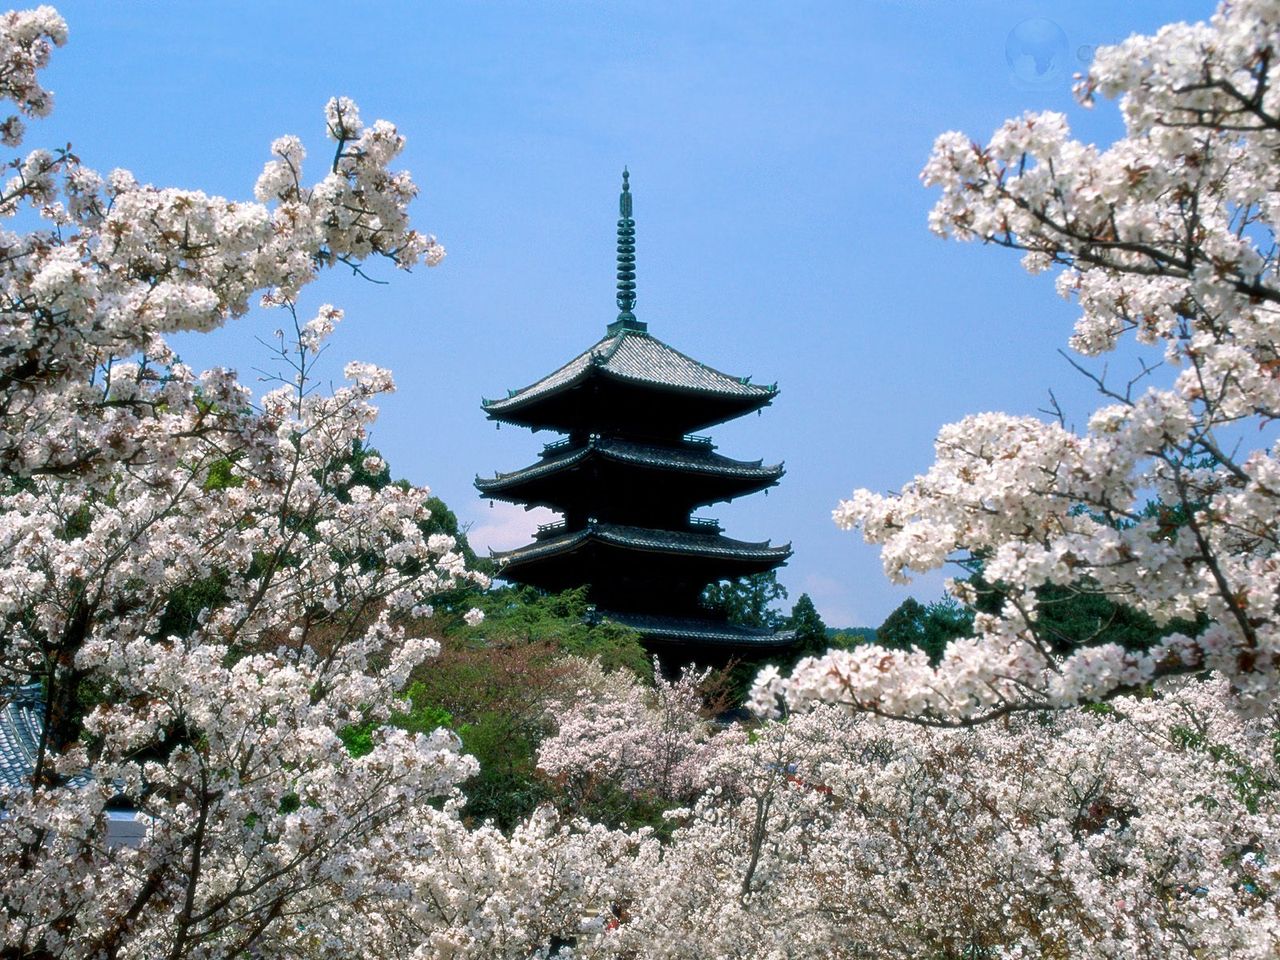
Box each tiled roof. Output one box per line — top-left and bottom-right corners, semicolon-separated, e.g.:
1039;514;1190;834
602;611;797;648
476;437;783;492
1;684;45;790
483;330;776;414
1;684;94;793
3;686;152;845
494;522;791;566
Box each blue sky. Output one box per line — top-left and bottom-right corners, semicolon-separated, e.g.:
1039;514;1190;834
42;1;1212;627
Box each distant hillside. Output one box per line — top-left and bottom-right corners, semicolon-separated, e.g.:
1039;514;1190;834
826;626;876;647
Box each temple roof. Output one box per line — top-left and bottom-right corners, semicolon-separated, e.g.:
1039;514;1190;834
482;329;777;423
493;521;791;567
0;684;43;790
602;611;797;649
1;684;94;791
476;437;783;495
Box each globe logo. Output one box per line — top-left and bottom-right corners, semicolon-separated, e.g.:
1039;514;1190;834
1005;18;1069;88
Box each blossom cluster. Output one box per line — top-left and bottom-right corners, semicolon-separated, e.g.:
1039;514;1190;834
0;6;63;146
758;0;1280;723
532;663;1278;958
621;679;1279;958
537;656;718;803
5;2;1280;956
0;9;495;956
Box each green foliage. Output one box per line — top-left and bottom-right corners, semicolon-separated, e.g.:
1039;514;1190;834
1030;583;1200;653
338;722;376;758
963;570;1203;655
469;586;651;681
787;593;827;658
349;585;657;829
876;595;973;665
400;638;557;828
726;593;829;695
826;626;877;647
154;573;228;640
957;496;1210;655
339;690;454;760
392;587;650;829
394;684;454;735
454;709;553;825
202;457;243;491
1169;723;1280;815
701;570;788;630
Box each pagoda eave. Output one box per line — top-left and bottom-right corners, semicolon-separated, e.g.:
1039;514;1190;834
601;610;798;650
475;440;784;510
481;328;778;435
493;523;790;595
483;372;774;435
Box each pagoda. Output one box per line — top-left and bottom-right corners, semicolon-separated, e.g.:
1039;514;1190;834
477;171;795;664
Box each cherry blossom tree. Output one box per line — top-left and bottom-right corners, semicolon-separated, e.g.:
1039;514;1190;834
355;805;661;959
574;6;1280;953
0;7;515;957
608;682;1280;959
6;3;1279;957
529;668;1278;958
537;657;717;805
757;0;1280;725
719;7;1280;951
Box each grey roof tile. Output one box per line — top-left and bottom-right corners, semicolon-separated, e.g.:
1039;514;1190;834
494;522;791;566
602;611;797;647
1;685;95;793
476;437;783;491
1;684;45;791
483;330;776;414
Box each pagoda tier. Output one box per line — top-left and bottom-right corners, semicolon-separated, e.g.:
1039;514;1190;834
493;521;792;613
476;436;784;521
600;611;797;654
481;325;777;438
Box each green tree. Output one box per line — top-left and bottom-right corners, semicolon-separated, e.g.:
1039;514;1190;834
390;586;651;827
339;439;483;565
471;585;650;680
701;571;788;629
966;575;1200;654
876;595;972;666
827;626;877;648
787;593;827;658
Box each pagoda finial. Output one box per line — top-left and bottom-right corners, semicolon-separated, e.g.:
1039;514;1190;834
610;167;646;335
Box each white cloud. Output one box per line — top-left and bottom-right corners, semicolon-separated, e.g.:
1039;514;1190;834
465;499;560;555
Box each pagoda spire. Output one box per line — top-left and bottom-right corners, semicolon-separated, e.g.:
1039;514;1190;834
610;168;646;335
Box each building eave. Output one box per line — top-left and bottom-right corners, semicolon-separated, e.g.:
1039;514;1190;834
475;438;784;496
492;522;792;567
602;611;798;648
481;330;777;420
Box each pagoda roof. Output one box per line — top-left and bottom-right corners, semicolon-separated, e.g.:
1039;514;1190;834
602;610;797;649
493;521;791;568
476;437;783;497
482;329;776;424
